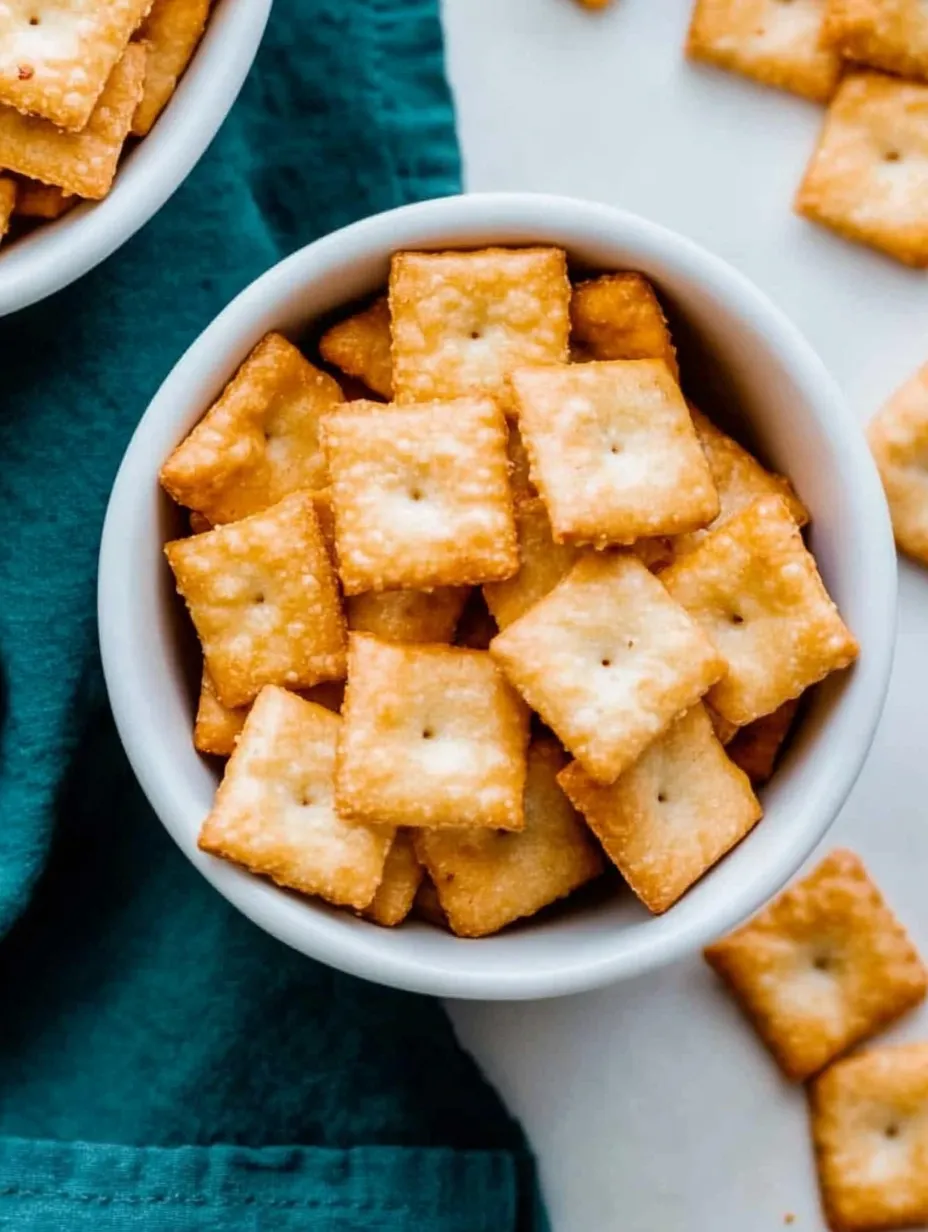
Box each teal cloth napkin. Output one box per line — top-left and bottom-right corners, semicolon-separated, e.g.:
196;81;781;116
0;4;545;1228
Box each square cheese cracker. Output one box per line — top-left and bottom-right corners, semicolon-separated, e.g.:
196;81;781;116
810;1041;928;1232
199;687;392;910
661;495;858;727
686;0;842;104
570;272;678;379
796;71;928;267
361;831;424;927
490;552;726;784
335;634;530;830
512;360;719;547
322;397;517;594
705;849;928;1080
165;492;347;709
389;247;570;406
13;175;72;218
131;0;209;136
559;704;762;914
160;333;343;525
824;0;928;85
867;361;928;565
483;497;580;631
319;296;393;400
416;739;604;938
346;587;468;645
0;41;146;199
0;0;151;130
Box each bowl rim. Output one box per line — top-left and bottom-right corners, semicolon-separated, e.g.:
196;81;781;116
98;192;897;1000
0;0;273;318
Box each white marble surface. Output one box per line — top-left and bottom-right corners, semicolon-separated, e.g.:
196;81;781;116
441;1;928;1227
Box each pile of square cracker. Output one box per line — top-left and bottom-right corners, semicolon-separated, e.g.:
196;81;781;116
686;0;928;268
0;0;211;245
158;244;859;939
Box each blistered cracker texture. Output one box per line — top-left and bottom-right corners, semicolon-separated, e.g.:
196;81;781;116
389;247;570;407
335;634;530;830
705;849;928;1081
570;273;679;380
319;296;393;400
361;831;423;926
661;495;858;727
867;362;928;565
512;360;719;548
810;1042;928;1232
796;72;928;267
490;552;726;784
321;397;518;594
416;739;605;937
347;586;468;645
727;696;800;785
0;174;14;240
507;421;538;503
194;666;248;757
131;0;209;135
160;333;343;525
824;0;928;84
413;873;448;928
0;40;145;198
13;175;73;217
199;687;392;909
559;704;762;914
454;588;498;651
165;492;347;709
0;0;151;130
686;0;842;103
483;498;580;631
671;407;809;557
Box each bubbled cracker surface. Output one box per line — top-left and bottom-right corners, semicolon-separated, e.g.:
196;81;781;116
336;634;530;830
361;831;423;926
131;0;209;136
662;495;858;726
199;687;392;909
346;586;468;644
165;492;347;709
490;552;726;784
570;272;678;378
559;704;761;914
0;40;145;197
705;850;928;1081
867;361;928;565
824;0;928;83
417;739;604;937
160;333;343;525
319;297;394;400
513;360;719;547
0;0;151;129
390;247;570;405
322;397;518;594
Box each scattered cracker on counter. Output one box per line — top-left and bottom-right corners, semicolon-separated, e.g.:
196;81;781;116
824;0;928;85
867;361;928;565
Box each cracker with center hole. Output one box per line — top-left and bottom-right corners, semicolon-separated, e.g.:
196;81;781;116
347;586;469;645
336;634;529;830
321;397;517;594
160;334;343;525
686;0;841;104
0;175;15;242
810;1041;928;1232
361;832;423;926
165;492;347;709
867;362;928;565
199;687;392;909
570;273;678;379
661;496;858;726
559;704;761;914
13;175;73;217
483;498;580;631
824;0;928;84
705;849;928;1080
670;407;809;557
0;0;151;130
727;696;800;785
0;41;146;199
796;72;928;267
489;552;726;784
194;666;248;757
131;0;209;136
390;247;570;406
319;296;393;400
512;360;719;547
454;588;498;650
416;738;605;937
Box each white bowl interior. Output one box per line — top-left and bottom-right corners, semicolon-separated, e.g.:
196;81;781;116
0;0;272;316
99;195;896;999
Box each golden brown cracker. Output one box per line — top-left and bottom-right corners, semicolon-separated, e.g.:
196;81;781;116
0;174;15;242
570;272;678;379
194;666;248;757
726;697;800;785
346;587;469;645
131;0;209;136
319;296;393;400
824;0;928;84
867;362;928;565
483;497;579;631
361;831;423;926
13;175;73;218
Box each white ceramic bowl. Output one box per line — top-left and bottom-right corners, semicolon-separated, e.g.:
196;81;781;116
98;193;897;1000
0;0;271;316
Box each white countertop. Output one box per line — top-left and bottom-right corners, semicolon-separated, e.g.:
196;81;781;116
441;2;928;1227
